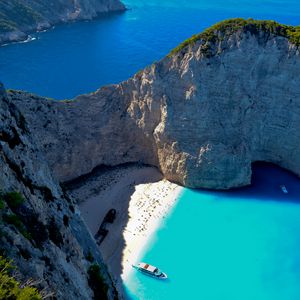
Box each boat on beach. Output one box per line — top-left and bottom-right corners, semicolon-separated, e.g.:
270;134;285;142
133;263;168;279
280;185;288;194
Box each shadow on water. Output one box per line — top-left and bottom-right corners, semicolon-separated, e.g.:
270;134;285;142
193;162;300;204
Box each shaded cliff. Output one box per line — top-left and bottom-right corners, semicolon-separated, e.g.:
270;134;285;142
0;84;118;299
7;19;300;190
0;0;125;45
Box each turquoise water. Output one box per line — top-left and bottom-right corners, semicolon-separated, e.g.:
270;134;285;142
125;164;300;300
0;0;300;98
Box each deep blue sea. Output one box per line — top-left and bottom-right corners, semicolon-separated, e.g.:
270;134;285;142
0;0;300;99
1;1;300;299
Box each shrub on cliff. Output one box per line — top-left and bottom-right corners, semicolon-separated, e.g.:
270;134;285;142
88;264;108;300
0;0;42;34
86;249;94;263
169;18;300;56
3;213;31;240
0;198;4;210
0;256;42;299
1;190;49;247
0;190;5;210
5;191;25;210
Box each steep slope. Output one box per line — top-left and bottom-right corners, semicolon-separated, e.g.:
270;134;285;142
0;84;118;299
8;19;300;190
0;0;125;45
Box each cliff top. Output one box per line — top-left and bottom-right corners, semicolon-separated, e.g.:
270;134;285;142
168;18;300;56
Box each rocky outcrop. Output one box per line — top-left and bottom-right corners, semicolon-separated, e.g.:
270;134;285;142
0;85;118;298
7;19;300;190
0;0;126;45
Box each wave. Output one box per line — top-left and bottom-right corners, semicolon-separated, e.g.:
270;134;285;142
1;35;37;47
21;36;37;43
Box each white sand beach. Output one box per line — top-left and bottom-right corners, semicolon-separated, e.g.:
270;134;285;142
119;177;182;280
68;164;183;283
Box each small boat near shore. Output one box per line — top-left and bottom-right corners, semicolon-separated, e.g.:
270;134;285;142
280;185;288;194
133;263;168;279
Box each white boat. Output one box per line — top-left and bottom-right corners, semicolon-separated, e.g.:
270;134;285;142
133;262;168;279
280;185;288;194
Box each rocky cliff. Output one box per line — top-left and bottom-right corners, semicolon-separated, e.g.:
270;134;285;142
7;19;300;190
0;0;125;45
0;84;119;298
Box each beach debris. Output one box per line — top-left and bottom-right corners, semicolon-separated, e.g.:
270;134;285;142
104;208;117;223
94;208;117;245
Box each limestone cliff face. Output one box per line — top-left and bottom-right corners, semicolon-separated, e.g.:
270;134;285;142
0;85;118;299
9;22;300;190
0;0;125;45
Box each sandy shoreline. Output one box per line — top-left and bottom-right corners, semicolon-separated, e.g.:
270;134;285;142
120;178;182;280
67;164;183;284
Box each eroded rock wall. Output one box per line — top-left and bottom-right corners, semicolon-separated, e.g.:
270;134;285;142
0;84;118;299
9;30;300;189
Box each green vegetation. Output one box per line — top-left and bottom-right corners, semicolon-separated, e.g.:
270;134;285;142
0;196;4;210
0;19;16;33
86;249;94;263
88;264;108;300
0;256;42;299
168;18;300;56
3;213;31;240
0;190;5;209
5;191;24;210
0;0;43;34
0;190;49;247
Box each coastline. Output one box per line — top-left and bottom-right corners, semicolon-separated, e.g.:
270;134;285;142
67;164;183;285
0;7;126;47
1;35;38;47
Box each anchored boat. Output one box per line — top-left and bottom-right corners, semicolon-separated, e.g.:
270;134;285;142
280;185;288;194
133;263;168;279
